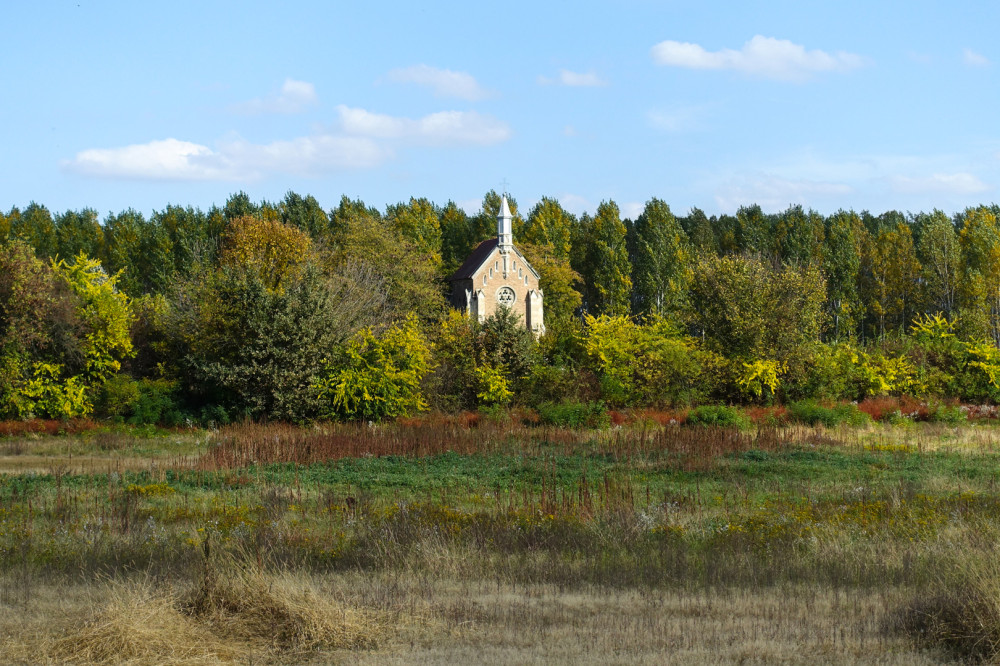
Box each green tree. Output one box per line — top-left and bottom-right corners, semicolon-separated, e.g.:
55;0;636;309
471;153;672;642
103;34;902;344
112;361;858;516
630;198;691;319
582;200;631;316
688;254;826;370
519;242;583;329
915;210;960;316
523;197;575;259
55;208;103;260
161;263;363;421
12;202;56;258
440;201;472;275
151;205;219;279
860;222;921;338
582;314;704;406
823;210;864;341
774;205;824;264
223;191;257;221
958;206;1000;343
680;207;718;256
280;190;329;238
474;305;538;396
385;197;443;269
220;215;313;292
102;209;146;296
735;204;772;255
328;195;382;245
313;317;432;421
327;200;444;325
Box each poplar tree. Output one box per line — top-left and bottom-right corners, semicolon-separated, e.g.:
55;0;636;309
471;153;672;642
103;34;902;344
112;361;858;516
523;197;574;259
958;206;1000;343
823;210;863;341
583;200;631;317
630;198;690;319
385;197;442;269
915;210;960;317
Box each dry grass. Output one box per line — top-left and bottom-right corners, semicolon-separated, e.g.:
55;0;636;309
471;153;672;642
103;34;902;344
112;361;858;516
185;555;386;652
50;578;237;665
2;570;955;665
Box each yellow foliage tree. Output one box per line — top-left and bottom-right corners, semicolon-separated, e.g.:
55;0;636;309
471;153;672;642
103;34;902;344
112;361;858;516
219;215;312;291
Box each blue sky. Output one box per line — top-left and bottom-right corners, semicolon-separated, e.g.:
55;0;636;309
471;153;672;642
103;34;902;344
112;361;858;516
3;1;999;220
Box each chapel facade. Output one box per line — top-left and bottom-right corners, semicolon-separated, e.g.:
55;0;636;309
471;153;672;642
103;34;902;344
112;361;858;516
448;195;545;335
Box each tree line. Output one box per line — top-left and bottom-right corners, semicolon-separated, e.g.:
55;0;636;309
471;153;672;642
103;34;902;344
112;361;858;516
2;190;1000;423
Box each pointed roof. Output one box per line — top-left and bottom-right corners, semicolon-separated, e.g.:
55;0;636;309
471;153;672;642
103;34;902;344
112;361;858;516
449;238;499;280
499;195;512;220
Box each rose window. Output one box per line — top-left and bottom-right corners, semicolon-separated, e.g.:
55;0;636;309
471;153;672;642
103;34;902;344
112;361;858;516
496;286;516;306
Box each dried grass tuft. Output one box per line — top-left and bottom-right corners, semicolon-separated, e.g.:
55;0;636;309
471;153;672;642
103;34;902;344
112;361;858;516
50;578;237;665
892;556;1000;662
185;559;385;653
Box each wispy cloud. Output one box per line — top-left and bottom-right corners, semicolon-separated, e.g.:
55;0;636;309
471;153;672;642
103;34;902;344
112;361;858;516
714;174;852;211
385;64;491;100
63;135;387;181
64;104;511;181
538;69;607;87
646;105;708;133
890;172;990;195
336;105;510;146
651;35;864;82
231;78;318;114
963;48;990;67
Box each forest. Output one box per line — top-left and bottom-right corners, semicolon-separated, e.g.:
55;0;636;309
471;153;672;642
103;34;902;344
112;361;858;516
2;189;1000;424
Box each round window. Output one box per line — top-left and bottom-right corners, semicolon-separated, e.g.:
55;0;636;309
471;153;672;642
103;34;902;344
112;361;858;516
496;286;516;306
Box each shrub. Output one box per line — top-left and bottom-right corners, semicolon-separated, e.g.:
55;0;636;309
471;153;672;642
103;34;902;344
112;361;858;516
537;401;610;429
131;379;184;425
927;402;967;425
95;374;141;420
787;400;870;427
685;405;750;429
314;316;432;422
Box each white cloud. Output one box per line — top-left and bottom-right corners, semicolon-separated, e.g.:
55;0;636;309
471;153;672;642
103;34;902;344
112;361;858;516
386;64;490;100
538;69;607;87
714;174;852;211
336;105;510;146
890;172;990;195
563;125;577;137
457;198;484;215
231;78;318;114
620;202;644;220
650;35;864;81
63;135;389;181
963;48;990;67
557;194;593;216
647;106;707;133
64;139;235;181
64;104;511;181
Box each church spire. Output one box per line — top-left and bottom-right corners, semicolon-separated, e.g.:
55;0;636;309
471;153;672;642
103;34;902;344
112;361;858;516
497;194;513;250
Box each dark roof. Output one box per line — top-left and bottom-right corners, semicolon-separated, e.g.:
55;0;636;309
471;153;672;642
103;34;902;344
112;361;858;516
449;238;498;280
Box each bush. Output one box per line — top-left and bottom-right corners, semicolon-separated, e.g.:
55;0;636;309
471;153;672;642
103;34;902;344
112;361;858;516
927;403;967;425
787;400;870;427
685;405;750;429
131;379;185;425
537;401;610;429
95;374;141;420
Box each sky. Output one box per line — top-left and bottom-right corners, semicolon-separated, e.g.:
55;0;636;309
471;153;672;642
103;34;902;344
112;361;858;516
3;1;1000;221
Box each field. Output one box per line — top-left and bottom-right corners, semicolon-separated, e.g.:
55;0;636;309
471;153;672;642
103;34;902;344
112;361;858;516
3;418;1000;663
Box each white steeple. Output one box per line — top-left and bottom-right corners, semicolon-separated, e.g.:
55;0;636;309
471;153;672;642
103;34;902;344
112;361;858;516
497;194;513;250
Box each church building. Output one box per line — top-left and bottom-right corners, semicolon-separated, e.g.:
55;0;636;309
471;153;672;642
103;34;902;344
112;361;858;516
449;195;544;335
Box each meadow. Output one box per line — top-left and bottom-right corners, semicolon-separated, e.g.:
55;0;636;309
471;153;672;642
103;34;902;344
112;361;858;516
3;416;1000;663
